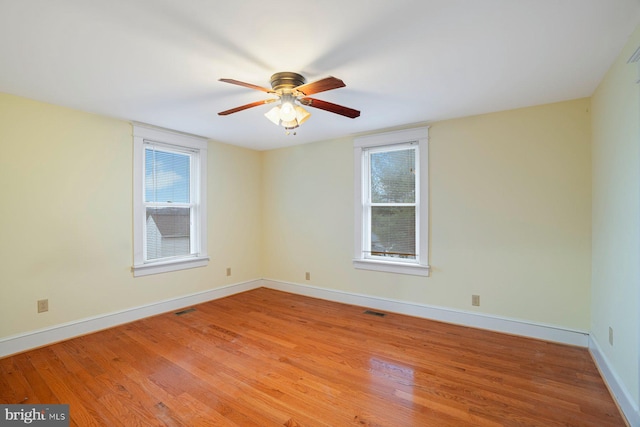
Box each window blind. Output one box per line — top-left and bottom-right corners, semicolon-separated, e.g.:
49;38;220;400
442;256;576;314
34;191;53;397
367;147;417;260
144;144;192;260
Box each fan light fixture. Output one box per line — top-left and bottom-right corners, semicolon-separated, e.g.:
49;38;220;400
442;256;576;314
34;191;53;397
264;96;311;131
218;72;360;136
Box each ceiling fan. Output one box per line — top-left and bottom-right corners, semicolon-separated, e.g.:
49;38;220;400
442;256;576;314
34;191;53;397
218;72;360;134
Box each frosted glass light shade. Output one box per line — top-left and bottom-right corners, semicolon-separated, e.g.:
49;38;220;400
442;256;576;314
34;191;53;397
295;106;311;124
264;106;281;125
281;119;298;129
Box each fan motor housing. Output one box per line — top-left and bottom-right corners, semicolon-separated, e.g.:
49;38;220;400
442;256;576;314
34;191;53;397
270;72;306;92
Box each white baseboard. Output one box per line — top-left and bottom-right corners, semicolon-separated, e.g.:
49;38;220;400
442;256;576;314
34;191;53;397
262;279;590;347
0;279;262;358
589;336;639;427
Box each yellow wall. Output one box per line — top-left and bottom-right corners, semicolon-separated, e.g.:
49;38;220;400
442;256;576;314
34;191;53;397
591;24;640;405
0;92;594;339
262;98;592;331
0;93;263;338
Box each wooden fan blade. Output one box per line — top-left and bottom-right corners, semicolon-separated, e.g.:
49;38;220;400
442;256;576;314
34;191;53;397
219;78;273;93
218;98;277;116
295;76;345;96
300;97;360;119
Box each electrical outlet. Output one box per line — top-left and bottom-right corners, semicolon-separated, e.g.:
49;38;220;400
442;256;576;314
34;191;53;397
609;327;614;346
226;267;231;277
472;295;480;307
37;299;48;313
305;272;310;280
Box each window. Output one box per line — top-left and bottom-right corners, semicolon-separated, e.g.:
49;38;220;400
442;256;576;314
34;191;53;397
353;127;430;276
132;123;209;276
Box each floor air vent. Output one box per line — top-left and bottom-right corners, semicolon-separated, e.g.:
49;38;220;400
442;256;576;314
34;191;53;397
175;308;196;316
363;310;386;317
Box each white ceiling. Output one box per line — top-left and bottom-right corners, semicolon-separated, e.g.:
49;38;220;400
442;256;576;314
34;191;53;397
1;0;639;150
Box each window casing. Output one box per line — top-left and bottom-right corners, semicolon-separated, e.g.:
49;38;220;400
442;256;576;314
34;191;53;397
354;127;430;276
132;123;209;276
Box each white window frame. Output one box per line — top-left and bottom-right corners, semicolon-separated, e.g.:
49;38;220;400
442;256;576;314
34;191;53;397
132;123;209;277
353;127;430;276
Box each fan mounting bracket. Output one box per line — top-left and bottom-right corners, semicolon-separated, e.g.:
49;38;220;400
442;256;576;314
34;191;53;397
270;72;306;93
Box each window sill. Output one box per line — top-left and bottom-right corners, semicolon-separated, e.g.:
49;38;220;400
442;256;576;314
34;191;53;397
353;259;431;277
132;256;210;277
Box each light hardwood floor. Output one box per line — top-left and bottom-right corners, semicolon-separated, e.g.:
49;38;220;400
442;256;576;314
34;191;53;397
0;288;626;426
